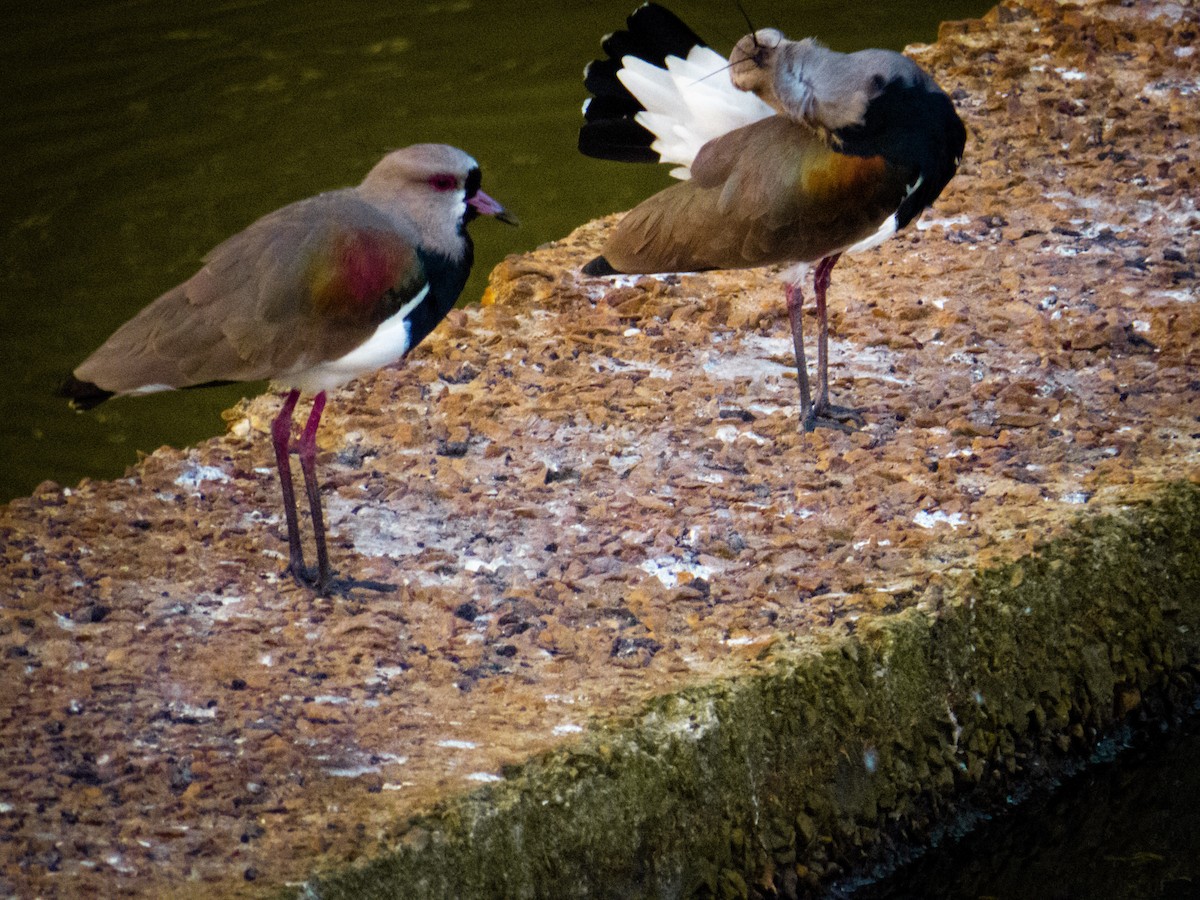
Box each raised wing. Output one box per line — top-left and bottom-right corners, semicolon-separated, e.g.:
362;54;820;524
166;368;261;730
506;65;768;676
579;3;773;178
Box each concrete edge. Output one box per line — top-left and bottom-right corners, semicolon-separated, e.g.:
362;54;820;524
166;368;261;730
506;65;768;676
299;480;1200;899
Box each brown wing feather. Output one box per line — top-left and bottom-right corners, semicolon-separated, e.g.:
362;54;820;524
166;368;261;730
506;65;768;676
599;117;913;274
74;192;423;393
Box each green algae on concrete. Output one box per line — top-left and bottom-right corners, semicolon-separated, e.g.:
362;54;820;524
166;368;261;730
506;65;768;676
303;482;1200;899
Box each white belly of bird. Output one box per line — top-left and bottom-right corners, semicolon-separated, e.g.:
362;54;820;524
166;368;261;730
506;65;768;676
276;283;429;394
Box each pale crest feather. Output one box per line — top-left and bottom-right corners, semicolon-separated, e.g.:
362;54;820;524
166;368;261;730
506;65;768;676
618;45;774;179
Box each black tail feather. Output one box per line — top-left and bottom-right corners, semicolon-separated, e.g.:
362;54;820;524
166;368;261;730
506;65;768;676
600;3;706;69
582;60;641;118
579;3;709;163
58;374;114;411
582;255;619;277
578;119;661;164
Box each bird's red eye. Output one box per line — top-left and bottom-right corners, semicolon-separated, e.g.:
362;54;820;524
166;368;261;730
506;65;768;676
428;174;457;192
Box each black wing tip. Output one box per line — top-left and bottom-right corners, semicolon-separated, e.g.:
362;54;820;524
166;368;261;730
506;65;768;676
58;374;113;411
582;256;620;277
593;3;706;72
619;4;706;62
579;3;709;163
578;120;660;163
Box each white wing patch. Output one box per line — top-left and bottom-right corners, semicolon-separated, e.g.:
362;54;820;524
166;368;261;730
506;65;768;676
278;283;430;394
618;45;774;178
845;214;899;255
844;174;923;255
128;383;175;396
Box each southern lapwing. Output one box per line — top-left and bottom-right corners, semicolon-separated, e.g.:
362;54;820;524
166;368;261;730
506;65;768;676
579;4;966;430
60;144;516;595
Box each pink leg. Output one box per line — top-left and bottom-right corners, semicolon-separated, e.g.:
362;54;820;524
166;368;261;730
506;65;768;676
785;279;813;424
296;391;331;594
271;389;307;583
812;254;840;415
811;253;863;429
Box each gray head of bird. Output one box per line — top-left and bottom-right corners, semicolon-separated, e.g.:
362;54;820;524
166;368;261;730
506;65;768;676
356;144;513;258
772;39;937;134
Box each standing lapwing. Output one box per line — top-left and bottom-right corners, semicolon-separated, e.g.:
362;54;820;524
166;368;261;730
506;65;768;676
60;144;516;594
580;4;966;430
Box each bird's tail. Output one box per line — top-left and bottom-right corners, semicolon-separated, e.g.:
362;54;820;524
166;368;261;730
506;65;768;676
57;374;114;411
578;3;773;178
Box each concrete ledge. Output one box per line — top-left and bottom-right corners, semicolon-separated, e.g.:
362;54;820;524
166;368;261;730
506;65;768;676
2;0;1198;896
309;483;1200;898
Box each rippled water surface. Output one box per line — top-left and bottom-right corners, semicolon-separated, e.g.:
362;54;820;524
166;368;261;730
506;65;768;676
1;0;990;500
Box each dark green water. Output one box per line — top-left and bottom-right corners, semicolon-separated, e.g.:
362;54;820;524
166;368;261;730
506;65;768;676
851;710;1200;900
0;0;989;501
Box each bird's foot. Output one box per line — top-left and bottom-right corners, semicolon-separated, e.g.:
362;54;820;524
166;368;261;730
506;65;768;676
285;560;395;598
285;560;325;593
321;573;398;599
802;403;865;433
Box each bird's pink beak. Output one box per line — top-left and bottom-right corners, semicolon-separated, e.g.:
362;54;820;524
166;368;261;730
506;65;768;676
467;189;518;226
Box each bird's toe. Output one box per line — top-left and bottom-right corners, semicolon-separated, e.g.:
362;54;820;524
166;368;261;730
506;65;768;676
802;403;865;433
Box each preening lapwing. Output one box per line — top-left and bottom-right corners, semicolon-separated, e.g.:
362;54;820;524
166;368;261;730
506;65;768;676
60;144;516;594
579;3;966;430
